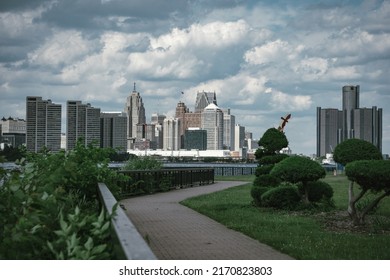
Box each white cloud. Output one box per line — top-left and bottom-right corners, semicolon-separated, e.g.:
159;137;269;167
28;30;94;67
266;88;312;111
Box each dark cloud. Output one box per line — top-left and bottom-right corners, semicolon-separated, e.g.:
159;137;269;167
0;0;48;11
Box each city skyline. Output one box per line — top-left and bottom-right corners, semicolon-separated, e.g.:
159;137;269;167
0;0;389;155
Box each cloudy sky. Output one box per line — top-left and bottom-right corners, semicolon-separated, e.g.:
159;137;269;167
0;0;389;155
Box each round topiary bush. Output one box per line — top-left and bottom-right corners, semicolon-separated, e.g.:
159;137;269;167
261;185;301;210
250;185;270;206
253;174;281;188
255;165;274;176
297;181;334;202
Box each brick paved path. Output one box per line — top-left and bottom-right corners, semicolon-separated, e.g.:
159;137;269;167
120;181;293;260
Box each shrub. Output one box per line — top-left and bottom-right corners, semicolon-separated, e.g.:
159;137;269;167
297;181;333;202
250;186;270;206
258;154;289;165
122;156;163;170
253;174;281;188
255;165;274;176
261;185;301;210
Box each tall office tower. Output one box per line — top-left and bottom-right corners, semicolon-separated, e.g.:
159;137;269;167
201;103;224;150
342;85;360;139
223;109;235;150
66;101;101;150
195;91;217;113
316;85;382;157
316;108;343;157
151;113;166;149
175;101;189;148
26;96;62;152
163;117;181;151
124;84;146;149
353;106;382;151
234;124;246;151
0;117;26;147
136;123;156;142
100;112;127;151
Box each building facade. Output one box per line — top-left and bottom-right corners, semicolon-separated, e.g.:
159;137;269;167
0;117;26;147
184;128;207;150
67;101;101;150
195;91;217;113
100;112;127;151
316;85;382;157
124;85;146;149
163;117;181;151
26;96;62;152
223;109;235;151
201;103;224;150
234;124;245;152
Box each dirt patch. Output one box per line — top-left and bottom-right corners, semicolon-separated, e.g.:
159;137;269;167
315;211;390;235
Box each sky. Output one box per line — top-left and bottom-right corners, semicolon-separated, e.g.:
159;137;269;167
0;0;389;156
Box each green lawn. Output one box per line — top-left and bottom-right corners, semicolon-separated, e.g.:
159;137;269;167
181;174;390;259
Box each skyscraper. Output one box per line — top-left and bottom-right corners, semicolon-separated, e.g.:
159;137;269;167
223;109;235;150
201;103;224;150
26;96;62;152
234;124;245;152
316;85;382;157
195;91;217;113
66;101;101;150
100;112;127;151
124;84;146;149
163;117;181;151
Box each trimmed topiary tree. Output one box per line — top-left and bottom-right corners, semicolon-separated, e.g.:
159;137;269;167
297;181;333;203
344;160;390;225
271;156;326;204
261;185;301;210
333;139;383;225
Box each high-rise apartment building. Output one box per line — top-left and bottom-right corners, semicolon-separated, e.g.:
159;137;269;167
100;112;127;151
66;101;101;150
223;109;235;150
163;117;181;151
26;96;62;152
195;91;217;113
317;85;382;157
201;103;224;150
124;85;146;149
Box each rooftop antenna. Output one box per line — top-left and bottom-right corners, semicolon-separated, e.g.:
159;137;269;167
133;82;136;92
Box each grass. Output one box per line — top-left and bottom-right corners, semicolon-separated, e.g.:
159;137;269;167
181;174;390;259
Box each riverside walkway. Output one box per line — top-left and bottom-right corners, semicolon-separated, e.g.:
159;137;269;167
120;181;293;260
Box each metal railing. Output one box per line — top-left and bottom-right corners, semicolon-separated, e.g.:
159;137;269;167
118;168;214;198
97;182;157;260
213;166;257;176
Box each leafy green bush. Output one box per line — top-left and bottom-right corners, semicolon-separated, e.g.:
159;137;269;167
255;165;274;176
253;174;281;188
258;154;289;165
297;181;334;202
250;186;270;206
261;185;301;210
122;156;162;170
0;142;123;259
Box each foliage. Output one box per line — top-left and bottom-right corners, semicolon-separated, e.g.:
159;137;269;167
250;186;270;206
343;160;390;224
261;185;301;210
333;139;384;225
253;174;281;188
333;139;382;166
0;145;26;162
258;154;289;165
255;165;274;176
122;156;163;171
271;156;326;203
0;141;123;259
297;181;334;202
255;128;288;159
